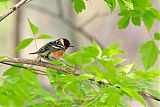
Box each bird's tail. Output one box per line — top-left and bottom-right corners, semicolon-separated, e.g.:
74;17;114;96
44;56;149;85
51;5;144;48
29;51;38;54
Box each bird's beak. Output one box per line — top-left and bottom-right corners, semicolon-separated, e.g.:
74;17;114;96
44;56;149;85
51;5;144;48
69;45;74;47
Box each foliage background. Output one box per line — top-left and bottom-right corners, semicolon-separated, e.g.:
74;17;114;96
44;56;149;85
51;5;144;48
0;0;159;107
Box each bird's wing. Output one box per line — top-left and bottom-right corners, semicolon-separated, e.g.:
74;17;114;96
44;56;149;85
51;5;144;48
33;42;65;54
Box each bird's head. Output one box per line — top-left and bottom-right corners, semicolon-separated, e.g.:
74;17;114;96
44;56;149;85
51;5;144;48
55;38;74;49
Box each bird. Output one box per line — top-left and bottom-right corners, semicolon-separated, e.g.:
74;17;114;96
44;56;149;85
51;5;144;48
29;38;73;61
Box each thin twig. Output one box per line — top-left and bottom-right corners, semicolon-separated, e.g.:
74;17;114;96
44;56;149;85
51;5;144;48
139;91;160;101
0;0;29;22
0;56;159;101
1;62;46;75
0;56;80;76
56;0;64;17
33;34;38;51
80;13;107;27
26;0;32;3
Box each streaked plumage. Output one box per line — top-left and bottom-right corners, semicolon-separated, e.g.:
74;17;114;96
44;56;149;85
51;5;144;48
30;38;73;61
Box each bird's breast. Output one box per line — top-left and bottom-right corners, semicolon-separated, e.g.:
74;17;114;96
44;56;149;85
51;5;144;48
50;50;65;59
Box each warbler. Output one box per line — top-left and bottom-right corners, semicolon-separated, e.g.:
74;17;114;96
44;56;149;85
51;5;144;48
29;38;73;61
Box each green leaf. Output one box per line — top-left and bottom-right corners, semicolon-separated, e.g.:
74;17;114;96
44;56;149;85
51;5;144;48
92;40;102;59
104;0;116;12
135;70;160;82
5;74;21;85
21;69;41;88
37;34;55;39
0;0;8;2
78;74;94;80
119;10;132;16
0;95;8;106
102;48;125;57
83;46;99;58
107;93;123;107
99;60;117;84
121;0;134;10
27;19;39;35
67;52;94;67
3;65;21;76
142;10;154;31
139;40;158;70
122;88;146;106
118;63;135;73
131;15;141;26
112;58;126;65
16;38;33;52
132;0;152;9
118;16;130;29
0;0;8;8
72;0;85;13
33;89;55;102
150;8;160;21
0;57;8;62
154;32;160;40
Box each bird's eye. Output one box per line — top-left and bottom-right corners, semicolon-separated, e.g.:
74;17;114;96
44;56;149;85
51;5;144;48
55;40;60;44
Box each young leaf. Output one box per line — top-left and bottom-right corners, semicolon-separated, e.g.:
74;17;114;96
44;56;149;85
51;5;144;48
21;69;41;88
99;60;117;84
27;19;39;35
92;40;102;59
0;57;8;62
5;74;21;85
3;65;21;76
121;0;134;10
0;0;8;2
102;48;125;57
150;8;160;21
154;32;160;40
16;38;33;52
72;0;85;13
131;15;141;26
118;16;130;29
37;34;55;39
118;63;135;73
83;46;99;58
78;74;94;80
122;88;146;106
139;40;158;70
0;0;8;7
107;93;123;107
104;0;116;12
142;10;154;31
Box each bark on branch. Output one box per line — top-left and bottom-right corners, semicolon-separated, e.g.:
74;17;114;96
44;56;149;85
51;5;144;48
0;0;30;22
0;56;159;101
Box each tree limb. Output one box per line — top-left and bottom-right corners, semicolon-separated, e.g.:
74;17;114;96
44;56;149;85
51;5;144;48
56;0;64;17
0;56;80;76
0;0;30;22
1;62;46;75
0;56;159;101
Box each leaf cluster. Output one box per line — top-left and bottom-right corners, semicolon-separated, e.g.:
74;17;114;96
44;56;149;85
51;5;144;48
72;0;160;31
0;0;159;106
1;39;159;106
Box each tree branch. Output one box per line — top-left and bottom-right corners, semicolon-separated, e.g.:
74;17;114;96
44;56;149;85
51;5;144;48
0;56;159;101
0;56;80;76
56;0;64;17
0;0;30;22
1;62;46;75
80;13;107;27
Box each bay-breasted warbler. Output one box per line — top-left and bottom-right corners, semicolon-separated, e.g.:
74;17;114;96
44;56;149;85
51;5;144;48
30;38;73;61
